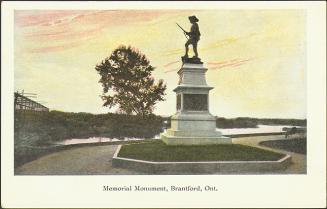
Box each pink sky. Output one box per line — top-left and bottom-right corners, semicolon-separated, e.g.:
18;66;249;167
15;10;189;53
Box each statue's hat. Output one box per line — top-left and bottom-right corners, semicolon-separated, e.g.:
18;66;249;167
188;15;199;22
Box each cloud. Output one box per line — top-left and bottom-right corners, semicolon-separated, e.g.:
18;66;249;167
16;10;190;53
161;33;257;57
24;25;102;42
203;33;258;51
15;10;84;27
162;48;184;57
163;60;180;68
207;58;254;70
28;42;81;53
16;10;186;40
162;58;254;73
162;60;181;73
164;67;180;73
161;31;232;58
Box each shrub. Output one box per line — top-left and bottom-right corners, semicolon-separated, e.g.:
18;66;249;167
14;110;165;143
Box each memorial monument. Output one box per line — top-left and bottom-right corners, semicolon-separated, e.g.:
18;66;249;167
161;16;232;145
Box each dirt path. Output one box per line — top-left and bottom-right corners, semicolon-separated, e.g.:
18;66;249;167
233;135;306;174
16;135;306;175
15;145;144;175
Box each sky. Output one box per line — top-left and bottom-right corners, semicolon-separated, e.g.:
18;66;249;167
14;10;306;119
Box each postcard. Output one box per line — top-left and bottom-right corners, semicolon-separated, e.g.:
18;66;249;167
1;1;326;208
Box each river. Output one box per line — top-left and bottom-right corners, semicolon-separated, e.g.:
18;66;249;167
57;125;302;145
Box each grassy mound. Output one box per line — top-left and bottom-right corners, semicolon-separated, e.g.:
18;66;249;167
118;141;285;162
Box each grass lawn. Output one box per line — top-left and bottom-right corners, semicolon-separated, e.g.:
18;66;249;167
259;137;306;154
118;140;285;162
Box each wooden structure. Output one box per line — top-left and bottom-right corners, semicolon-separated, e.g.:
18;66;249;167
14;92;49;112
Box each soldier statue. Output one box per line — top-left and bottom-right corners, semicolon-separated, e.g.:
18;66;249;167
184;16;200;58
177;16;202;63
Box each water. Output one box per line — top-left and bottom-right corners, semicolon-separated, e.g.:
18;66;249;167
216;125;301;135
56;137;145;145
57;125;302;146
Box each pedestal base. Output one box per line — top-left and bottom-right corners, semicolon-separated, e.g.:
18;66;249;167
161;132;232;145
161;61;232;145
161;111;232;145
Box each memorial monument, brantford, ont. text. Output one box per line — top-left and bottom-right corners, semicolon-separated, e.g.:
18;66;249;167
161;16;232;145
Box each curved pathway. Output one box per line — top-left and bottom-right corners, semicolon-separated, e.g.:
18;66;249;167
16;135;306;175
233;135;306;174
15;145;144;175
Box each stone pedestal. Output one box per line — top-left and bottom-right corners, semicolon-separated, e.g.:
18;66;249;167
161;62;231;145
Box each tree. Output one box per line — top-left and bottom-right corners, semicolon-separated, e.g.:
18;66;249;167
95;45;167;116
